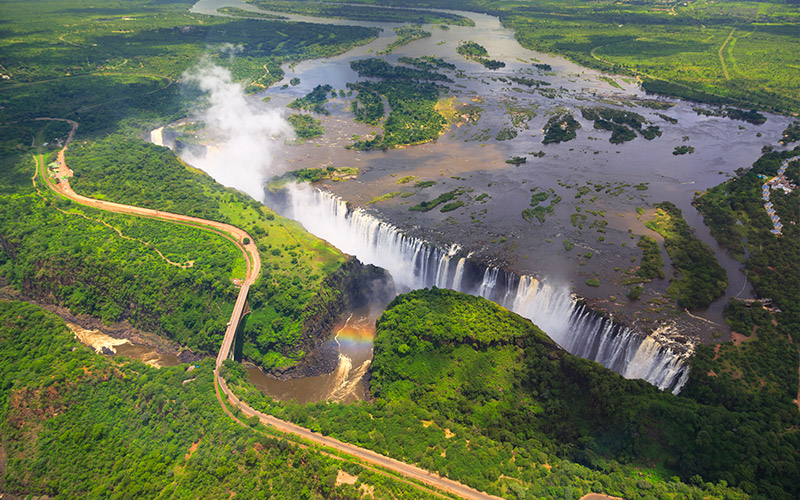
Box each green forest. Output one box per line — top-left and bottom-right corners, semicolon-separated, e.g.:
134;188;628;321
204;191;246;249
0;0;378;136
225;287;799;500
329;0;800;114
456;40;505;70
244;0;474;26
0;300;443;500
645;202;728;309
288;114;325;141
63;134;352;370
347;59;449;150
2;1;799;498
694;149;800;321
542;113;581;145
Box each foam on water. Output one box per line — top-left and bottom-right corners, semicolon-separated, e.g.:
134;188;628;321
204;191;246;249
282;184;691;393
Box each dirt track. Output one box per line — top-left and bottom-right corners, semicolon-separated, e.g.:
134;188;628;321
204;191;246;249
35;119;501;500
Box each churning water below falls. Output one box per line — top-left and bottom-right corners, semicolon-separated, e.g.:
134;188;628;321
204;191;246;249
280;184;692;394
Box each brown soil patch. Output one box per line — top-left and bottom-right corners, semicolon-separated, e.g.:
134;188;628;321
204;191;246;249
360;483;375;498
185;438;201;461
730;330;757;346
336;470;358;486
0;443;6;488
421;420;433;428
707;370;718;377
7;386;64;429
444;428;455;439
580;495;624;500
712;343;721;361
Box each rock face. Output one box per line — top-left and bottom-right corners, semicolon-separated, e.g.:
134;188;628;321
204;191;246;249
265;257;394;380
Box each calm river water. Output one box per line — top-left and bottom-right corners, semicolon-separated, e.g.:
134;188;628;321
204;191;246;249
180;0;795;402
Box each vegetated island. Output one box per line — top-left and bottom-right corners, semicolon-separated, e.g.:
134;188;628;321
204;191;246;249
456;40;505;70
346;59;450;151
217;6;287;20
244;0;475;26
542;112;581;144
377;25;432;55
645;201;727;309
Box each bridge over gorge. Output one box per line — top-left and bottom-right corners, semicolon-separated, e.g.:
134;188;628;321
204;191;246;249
33;118;502;500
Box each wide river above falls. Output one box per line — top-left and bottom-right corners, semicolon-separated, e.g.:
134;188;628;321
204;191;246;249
177;0;796;403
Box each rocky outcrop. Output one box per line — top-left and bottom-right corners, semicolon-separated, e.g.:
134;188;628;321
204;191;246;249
265;257;394;380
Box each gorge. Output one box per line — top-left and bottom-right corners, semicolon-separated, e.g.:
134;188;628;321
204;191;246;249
270;184;691;393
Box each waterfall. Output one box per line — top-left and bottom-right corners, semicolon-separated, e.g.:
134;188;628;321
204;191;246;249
150;127;164;147
280;184;691;393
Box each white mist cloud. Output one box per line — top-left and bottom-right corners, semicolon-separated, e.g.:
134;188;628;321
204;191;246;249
181;61;293;200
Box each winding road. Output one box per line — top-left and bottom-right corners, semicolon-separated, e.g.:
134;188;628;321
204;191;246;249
34;119;502;500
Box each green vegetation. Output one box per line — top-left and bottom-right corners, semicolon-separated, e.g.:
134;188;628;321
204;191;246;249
378;26;431;55
673;145;695;155
267;166;358;192
368;191;402;204
495;127;517;141
217;6;287;20
501;100;538;130
542;113;581;144
522;188;559;224
349;58;449;82
581;107;660;144
397;176;418;184
562;239;575;251
349;84;385;125
694;149;800;306
585;278;600;287
636;235;665;280
507;76;550;88
645;202;727;309
414;180;437;189
398;56;456;71
287;113;324;141
456;40;488;58
724;107;767;125
65;136;349;370
456;40;505;69
245;0;474;26
0;0;378;119
440;201;464;213
505;156;526;165
626;285;642;300
0;0;384;371
599;76;623;90
1;164;238;353
225;287;799;499
0;300;440;500
288;84;333;115
780;122;800;145
348;60;448;150
409;189;463;212
491;0;800;114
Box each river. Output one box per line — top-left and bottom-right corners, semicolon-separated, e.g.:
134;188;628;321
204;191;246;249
173;0;796;402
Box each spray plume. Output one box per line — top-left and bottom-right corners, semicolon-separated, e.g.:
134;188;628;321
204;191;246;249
181;61;293;200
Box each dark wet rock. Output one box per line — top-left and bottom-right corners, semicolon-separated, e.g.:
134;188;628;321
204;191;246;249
260;257;394;380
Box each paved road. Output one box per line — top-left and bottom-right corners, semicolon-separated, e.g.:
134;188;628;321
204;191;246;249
36;119;501;500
